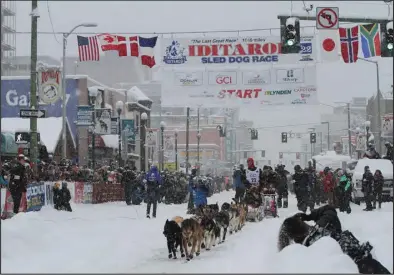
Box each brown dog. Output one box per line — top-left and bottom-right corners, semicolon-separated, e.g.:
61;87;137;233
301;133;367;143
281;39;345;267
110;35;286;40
238;203;247;230
181;218;203;261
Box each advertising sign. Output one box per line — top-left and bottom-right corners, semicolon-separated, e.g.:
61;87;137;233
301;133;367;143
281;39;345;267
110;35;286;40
161;65;317;107
382;113;393;138
161;36;316;66
121;119;135;141
1;77;79;145
174;72;203;86
37;67;62;104
26;182;45;212
94;108;112;135
76;105;93;126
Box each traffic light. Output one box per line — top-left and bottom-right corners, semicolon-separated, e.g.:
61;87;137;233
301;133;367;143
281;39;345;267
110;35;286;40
281;17;301;54
250;128;258;140
310;132;317;144
381;21;393;57
281;132;288;143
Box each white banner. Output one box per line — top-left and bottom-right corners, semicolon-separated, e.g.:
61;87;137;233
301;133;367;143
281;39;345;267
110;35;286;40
161;36;316;67
37;67;62;104
161;65;318;107
382;113;393;138
174;72;203;86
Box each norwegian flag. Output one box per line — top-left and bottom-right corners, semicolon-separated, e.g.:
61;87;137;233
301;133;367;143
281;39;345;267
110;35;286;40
339;26;359;63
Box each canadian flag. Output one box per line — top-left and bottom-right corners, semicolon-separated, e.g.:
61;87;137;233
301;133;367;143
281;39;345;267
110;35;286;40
97;34;138;57
318;29;341;63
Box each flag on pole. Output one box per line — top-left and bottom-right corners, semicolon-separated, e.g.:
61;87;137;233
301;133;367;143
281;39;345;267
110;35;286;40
339;26;359;63
318;29;341;63
360;23;381;58
77;36;100;62
138;36;158;68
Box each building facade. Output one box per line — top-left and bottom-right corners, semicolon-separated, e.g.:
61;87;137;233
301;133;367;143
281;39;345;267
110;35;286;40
1;0;16;76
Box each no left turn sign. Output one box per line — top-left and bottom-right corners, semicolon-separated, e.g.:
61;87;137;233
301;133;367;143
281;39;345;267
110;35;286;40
316;7;339;29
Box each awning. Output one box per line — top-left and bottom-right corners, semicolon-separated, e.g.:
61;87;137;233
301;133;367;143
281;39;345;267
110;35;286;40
1;117;63;153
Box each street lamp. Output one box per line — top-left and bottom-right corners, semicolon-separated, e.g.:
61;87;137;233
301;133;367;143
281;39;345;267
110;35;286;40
174;129;179;171
140;112;148;172
321;121;330;150
365;120;371;148
116;101;124;167
197;132;201;167
160;121;165;171
358;57;382;154
62;22;98;159
88;87;98;171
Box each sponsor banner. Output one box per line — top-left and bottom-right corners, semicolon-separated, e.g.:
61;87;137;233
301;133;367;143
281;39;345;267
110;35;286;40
208;71;237;85
174;72;203;86
94;108;112;135
45;182;53;205
161;66;317;107
37;67;62;104
83;183;93;204
74;182;84;204
161;36;316;66
26;182;45;212
1;190;27;219
382;113;393;138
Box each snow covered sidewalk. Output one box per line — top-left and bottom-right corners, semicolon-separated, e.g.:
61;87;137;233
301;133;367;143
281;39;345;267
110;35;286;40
1;191;392;273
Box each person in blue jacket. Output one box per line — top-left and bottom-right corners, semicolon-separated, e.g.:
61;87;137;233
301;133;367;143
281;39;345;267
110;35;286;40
145;165;162;218
192;175;209;210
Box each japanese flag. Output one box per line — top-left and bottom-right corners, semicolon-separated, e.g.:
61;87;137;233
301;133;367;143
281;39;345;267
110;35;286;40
318;29;340;63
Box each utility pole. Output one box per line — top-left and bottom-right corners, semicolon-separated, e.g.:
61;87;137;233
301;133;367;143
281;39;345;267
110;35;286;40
30;0;39;175
185;107;190;175
376;63;382;154
196;108;200;166
347;103;352;157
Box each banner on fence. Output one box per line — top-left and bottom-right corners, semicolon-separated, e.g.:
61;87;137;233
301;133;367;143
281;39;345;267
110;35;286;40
161;36;316;67
26;182;45;212
83;183;93;204
1;189;27;219
161;65;318;107
74;182;84;204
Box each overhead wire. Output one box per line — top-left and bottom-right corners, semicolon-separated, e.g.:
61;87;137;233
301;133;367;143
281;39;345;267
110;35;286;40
46;1;61;44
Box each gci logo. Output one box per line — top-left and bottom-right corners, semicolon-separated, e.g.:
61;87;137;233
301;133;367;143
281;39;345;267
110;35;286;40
216;75;233;84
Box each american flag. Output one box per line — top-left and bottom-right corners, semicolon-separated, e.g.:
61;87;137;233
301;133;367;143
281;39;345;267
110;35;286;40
77;35;100;62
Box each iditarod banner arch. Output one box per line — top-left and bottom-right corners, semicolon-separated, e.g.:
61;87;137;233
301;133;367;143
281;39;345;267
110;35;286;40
159;34;318;108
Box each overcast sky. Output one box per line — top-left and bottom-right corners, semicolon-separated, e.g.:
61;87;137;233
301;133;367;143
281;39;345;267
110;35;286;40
14;1;393;161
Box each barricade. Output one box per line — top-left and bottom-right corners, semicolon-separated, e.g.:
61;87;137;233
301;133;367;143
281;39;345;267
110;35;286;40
1;181;123;218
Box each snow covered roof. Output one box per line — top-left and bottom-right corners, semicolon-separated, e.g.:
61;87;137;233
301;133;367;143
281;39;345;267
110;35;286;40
101;135;118;149
127;86;152;103
105;103;113;110
1;117;62;153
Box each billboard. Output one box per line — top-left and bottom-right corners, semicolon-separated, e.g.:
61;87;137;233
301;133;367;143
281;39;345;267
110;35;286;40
161;65;318;107
161;35;316;67
1;77;79;144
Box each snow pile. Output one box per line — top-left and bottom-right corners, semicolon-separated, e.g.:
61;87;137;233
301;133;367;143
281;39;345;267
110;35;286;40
267;237;358;273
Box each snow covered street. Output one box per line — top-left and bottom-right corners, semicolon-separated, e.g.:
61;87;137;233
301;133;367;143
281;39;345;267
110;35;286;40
1;191;393;273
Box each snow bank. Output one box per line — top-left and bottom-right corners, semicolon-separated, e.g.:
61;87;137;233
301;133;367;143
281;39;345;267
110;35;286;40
267;237;358;273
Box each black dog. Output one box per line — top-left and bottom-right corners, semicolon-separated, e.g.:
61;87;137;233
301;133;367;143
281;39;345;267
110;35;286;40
163;219;185;259
200;216;221;250
221;202;231;211
214;210;230;244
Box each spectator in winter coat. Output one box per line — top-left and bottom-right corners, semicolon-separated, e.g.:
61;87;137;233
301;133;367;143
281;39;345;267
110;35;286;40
187;168;198;213
373;170;384;209
53;182;61;209
192;177;209;208
122;167;137;205
57;182;72;212
232;164;246;204
293;165;309;212
338;175;352;214
383;142;393;161
8;156;27;214
145;165;162;218
275;164;289;208
323;167;335;206
362;166;374;211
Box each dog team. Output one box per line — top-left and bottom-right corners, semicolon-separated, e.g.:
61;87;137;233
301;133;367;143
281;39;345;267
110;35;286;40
163;201;247;261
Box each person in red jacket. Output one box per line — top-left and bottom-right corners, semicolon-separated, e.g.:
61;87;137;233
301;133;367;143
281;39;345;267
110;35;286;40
323;167;335;206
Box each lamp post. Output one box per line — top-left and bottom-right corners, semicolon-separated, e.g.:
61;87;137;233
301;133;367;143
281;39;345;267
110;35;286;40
358;57;382;154
140;112;148;172
160;121;165;171
61;23;97;159
197;132;201;167
365;120;371;148
174;129;178;171
88;87;98;171
115;101;124;168
321;121;330;150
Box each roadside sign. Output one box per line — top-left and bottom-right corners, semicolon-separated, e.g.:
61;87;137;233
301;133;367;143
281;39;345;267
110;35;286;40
316;7;339;29
19;109;46;118
111;117;118;135
15;132;41;144
76;105;93;126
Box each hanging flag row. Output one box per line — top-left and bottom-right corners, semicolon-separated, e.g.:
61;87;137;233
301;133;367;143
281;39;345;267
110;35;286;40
318;21;393;63
77;34;158;68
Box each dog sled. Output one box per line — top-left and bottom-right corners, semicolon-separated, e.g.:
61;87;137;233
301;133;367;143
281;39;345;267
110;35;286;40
244;186;265;222
261;188;278;218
